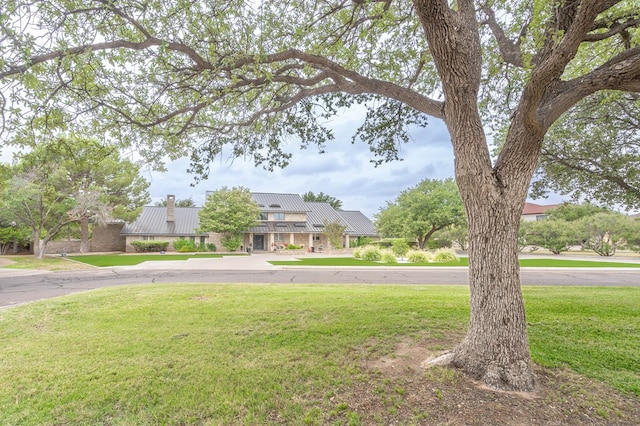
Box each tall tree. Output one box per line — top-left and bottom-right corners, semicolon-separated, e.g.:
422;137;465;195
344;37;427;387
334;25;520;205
375;178;465;249
1;0;639;391
302;191;343;210
14;136;150;253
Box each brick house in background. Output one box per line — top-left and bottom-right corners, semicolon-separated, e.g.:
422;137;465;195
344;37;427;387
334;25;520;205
120;192;378;252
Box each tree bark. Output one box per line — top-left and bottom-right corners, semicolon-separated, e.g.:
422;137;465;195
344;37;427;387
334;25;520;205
80;217;90;253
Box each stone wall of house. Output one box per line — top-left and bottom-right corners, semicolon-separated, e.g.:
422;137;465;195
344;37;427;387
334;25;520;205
45;240;82;254
92;223;126;252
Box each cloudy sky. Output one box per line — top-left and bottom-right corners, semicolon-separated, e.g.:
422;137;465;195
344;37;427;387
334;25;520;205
142;110;458;218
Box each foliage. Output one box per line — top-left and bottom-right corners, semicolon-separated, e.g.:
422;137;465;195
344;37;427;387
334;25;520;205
391;239;410;259
0;223;30;254
361;245;382;262
432;249;460;263
302;191;343;210
438;225;469;251
575;212;633;257
323;219;347;250
547;202;610;222
523;219;578;255
380;250;398;264
532;93;640;210
0;136;149;256
375;179;465;250
207;243;217;252
198;187;260;245
220;233;243;252
352;236;374;248
352;247;363;259
156;197;197;207
407;250;431;263
130;241;169;253
173;237;211;253
286;244;302;250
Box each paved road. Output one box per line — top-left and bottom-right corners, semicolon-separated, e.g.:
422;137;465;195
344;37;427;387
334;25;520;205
1;254;639;309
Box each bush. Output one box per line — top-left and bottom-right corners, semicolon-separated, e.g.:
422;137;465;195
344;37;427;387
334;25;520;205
173;238;197;252
286;244;301;250
380;250;398;264
432;248;460;263
130;241;170;252
361;245;382;261
353;247;363;259
407;250;431;263
391;239;410;259
221;234;242;251
206;243;217;252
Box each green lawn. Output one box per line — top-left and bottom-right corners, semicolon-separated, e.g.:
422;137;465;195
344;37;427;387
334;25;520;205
0;284;638;425
269;257;640;268
67;253;240;266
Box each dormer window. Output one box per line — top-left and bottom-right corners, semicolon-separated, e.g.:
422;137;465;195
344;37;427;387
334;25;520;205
274;212;285;220
259;212;268;220
269;204;281;208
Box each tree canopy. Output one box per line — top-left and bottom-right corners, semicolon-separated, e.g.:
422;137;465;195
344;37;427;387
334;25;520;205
198;186;260;236
532;92;640;210
1;0;639;392
375;178;465;249
0;135;149;256
302;191;343;210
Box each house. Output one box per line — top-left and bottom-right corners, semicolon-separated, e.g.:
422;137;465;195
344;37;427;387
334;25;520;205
120;192;378;252
521;202;561;222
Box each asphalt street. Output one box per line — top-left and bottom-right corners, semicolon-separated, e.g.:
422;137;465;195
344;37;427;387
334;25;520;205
1;253;639;309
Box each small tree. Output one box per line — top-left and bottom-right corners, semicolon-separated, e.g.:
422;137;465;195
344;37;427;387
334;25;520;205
576;212;633;257
376;179;465;249
524;220;577;255
323;219;347;250
391;239;410;260
198;187;260;251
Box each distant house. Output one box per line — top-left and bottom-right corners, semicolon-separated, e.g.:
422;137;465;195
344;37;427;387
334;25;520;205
120;192;377;252
521;202;561;222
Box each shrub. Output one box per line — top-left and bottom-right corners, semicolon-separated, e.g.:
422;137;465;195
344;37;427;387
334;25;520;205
130;241;169;252
391;239;410;259
173;238;197;252
432;248;460;263
286;244;301;250
380;250;398;264
206;243;217;252
353;247;363;259
221;234;242;251
361;245;382;261
407;250;431;263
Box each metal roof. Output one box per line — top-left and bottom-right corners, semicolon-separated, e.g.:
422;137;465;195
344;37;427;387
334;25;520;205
120;206;205;236
337;210;378;236
251;193;310;212
122;194;377;237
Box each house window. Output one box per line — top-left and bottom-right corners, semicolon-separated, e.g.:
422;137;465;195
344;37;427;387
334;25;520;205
535;215;547;221
274;233;285;241
259;212;268;220
200;236;206;245
313;234;321;241
274;212;285;220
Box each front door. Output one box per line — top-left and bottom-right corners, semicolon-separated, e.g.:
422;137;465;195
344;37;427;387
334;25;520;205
253;234;265;251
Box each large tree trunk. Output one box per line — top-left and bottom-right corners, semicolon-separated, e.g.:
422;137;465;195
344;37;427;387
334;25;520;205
80;216;90;253
451;196;535;391
32;229;46;259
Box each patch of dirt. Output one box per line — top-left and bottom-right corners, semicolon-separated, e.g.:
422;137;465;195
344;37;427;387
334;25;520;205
328;338;640;425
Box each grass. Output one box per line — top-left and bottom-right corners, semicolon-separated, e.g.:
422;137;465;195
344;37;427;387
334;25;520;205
269;257;640;268
66;253;238;266
0;284;638;425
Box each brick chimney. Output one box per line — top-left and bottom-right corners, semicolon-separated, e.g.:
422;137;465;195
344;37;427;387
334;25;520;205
166;195;175;222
